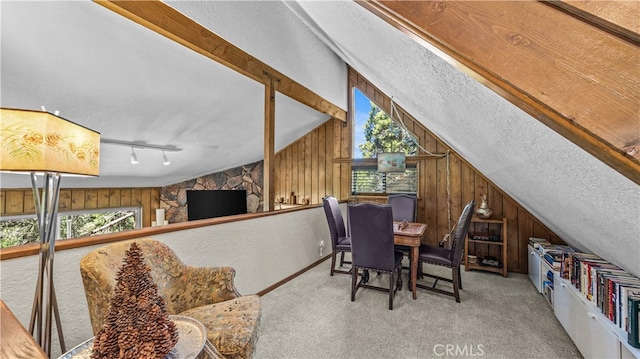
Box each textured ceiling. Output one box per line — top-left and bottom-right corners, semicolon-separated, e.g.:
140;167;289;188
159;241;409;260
0;1;345;188
1;1;638;276
287;1;640;277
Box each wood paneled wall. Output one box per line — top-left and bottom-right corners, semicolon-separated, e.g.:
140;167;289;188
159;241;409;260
274;118;351;203
0;187;160;228
349;69;566;273
274;68;566;274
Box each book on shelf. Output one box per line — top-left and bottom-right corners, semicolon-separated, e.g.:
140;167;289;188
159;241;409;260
622;286;640;331
529;237;549;247
629;294;640;349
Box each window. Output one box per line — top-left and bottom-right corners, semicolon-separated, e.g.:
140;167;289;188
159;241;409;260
352;88;418;195
351;165;418;194
0;207;141;248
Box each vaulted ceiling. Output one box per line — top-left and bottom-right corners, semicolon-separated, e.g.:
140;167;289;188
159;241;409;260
1;1;638;276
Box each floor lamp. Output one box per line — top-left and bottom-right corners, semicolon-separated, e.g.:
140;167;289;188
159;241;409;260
0;108;100;357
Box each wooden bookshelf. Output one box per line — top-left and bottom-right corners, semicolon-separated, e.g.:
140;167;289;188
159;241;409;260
464;216;508;277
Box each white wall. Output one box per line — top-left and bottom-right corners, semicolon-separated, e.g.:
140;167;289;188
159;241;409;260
0;205;335;357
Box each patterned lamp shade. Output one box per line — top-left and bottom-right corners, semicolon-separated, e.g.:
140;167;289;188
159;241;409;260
0;108;100;176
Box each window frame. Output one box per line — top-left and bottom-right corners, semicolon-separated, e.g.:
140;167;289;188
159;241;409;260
0;206;142;247
351;159;419;195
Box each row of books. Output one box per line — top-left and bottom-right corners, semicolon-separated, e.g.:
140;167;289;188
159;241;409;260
529;238;573;271
561;251;640;349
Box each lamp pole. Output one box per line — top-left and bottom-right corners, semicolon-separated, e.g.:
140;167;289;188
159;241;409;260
28;172;65;357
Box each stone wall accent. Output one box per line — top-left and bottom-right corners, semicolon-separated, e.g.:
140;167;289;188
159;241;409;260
161;161;263;223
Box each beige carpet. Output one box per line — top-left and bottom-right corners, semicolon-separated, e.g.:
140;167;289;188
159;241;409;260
253;258;582;359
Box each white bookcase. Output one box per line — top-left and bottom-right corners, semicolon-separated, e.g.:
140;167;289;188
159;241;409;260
553;273;640;359
528;245;542;293
527;244;640;358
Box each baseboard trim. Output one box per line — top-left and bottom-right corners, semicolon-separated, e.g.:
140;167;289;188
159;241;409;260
257;255;331;297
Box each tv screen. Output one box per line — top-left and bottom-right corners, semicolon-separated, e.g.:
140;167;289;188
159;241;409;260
187;190;247;221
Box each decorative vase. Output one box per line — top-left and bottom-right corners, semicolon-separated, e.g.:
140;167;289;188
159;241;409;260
475;194;493;219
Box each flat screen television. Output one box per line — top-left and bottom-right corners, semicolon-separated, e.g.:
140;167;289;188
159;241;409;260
186;190;247;221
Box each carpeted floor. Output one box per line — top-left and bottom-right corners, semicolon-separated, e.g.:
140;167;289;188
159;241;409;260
253;258;582;359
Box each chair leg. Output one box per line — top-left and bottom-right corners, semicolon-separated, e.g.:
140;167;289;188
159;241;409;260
340;251;345;267
396;266;402;291
330;251;337;276
351;267;358;302
389;271;395;310
458;266;463;289
452;267;460;303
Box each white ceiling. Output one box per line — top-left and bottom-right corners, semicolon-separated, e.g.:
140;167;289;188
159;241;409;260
1;1;638;277
1;0;344;188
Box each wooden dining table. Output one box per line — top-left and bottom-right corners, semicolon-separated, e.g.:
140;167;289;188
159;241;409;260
394;222;427;300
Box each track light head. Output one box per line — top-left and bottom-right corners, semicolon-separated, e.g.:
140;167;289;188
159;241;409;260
162;151;170;165
130;147;139;164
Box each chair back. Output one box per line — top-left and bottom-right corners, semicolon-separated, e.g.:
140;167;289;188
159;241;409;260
80;239;191;334
322;196;346;250
80;238;239;335
449;200;476;265
348;203;396;272
388;194;417;222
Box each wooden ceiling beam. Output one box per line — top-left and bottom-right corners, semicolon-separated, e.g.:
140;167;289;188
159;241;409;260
95;0;346;122
359;1;639;185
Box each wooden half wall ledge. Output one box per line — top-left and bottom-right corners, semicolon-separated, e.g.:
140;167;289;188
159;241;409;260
0;203;322;261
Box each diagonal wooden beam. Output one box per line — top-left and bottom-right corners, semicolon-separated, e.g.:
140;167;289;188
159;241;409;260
358;0;640;185
94;0;346;122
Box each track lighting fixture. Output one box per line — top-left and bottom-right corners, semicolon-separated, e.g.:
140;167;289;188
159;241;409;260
101;139;181;165
162;151;170;165
130;147;139;164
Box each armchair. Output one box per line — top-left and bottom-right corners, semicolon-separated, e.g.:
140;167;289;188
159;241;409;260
80;238;261;359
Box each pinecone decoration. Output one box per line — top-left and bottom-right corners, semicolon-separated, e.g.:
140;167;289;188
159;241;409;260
91;242;179;359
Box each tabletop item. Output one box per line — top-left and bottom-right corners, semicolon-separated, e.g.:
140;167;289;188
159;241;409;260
57;315;207;359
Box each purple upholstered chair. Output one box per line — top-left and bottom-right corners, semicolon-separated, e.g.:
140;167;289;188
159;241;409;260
348;203;403;310
388;194;417;223
416;200;475;302
388;193;418;268
322;196;352;276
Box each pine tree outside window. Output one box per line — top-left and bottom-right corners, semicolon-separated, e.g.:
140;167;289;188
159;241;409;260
352;88;418;195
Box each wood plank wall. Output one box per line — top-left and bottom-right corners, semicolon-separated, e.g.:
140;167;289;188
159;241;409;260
350;69;567;274
274;67;567;274
0;187;160;228
274;118;351;204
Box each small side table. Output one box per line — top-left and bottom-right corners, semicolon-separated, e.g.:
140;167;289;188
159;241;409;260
0;300;47;359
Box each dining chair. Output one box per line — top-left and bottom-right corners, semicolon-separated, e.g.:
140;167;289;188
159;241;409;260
388;193;418;271
388;193;417;222
322;196;352;276
415;200;475;302
348;202;403;310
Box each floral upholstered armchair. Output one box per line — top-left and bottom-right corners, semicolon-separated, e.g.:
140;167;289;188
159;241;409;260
80;238;261;359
